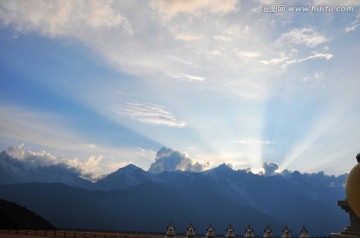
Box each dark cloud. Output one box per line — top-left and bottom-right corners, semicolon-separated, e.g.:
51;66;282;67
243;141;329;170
261;162;280;176
148;147;208;173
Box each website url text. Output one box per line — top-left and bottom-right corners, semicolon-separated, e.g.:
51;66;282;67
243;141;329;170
261;5;355;13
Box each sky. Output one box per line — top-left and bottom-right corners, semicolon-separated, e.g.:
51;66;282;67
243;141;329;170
0;0;359;178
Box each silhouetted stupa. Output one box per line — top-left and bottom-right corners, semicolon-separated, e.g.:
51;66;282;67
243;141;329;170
330;153;360;238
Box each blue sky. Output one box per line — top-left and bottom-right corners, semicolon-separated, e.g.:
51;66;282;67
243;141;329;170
0;0;359;177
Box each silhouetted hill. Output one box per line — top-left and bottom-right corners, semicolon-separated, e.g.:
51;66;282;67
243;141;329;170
0;198;55;230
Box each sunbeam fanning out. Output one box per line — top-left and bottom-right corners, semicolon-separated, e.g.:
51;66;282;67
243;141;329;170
0;0;359;176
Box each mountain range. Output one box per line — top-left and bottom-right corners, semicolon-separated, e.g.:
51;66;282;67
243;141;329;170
0;148;349;236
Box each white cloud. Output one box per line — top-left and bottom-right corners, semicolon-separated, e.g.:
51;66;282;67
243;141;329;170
6;143;103;179
0;0;357;178
275;28;329;48
282;52;333;68
166;72;205;81
238;51;260;59
312;0;360;6
0;0;280;100
148;147;209;173
6;143;61;169
345;14;360;32
112;102;188;128
150;0;238;18
67;155;105;179
345;24;359;33
260;57;288;65
260;27;333;72
261;51;332;69
0;0;131;37
0;0;346;105
0;0;283;101
5;143;156;179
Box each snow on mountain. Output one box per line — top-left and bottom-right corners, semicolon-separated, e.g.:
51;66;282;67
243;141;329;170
0;151;92;188
0;147;349;235
95;164;151;190
0;151;28;184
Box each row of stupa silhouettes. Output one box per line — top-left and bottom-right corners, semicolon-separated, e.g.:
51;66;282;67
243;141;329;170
165;223;310;238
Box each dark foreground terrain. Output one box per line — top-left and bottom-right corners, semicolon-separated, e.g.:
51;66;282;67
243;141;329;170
0;230;163;238
0;199;55;230
0;229;329;238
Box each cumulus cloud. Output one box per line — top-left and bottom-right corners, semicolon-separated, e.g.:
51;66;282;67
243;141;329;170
6;144;62;169
5;144;106;180
66;155;105;179
112;102;188;128
148;147;209;173
260;162;280;176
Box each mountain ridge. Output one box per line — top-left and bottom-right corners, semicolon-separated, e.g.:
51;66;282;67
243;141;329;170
0;150;347;188
94;164;151;190
0;182;282;233
0;149;348;236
